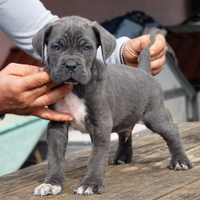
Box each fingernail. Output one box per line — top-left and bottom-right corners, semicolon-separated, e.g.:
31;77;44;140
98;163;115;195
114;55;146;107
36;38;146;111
67;84;73;89
151;50;155;55
69;117;74;121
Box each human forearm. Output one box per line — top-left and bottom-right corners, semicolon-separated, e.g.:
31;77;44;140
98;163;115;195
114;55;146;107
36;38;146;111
0;0;58;62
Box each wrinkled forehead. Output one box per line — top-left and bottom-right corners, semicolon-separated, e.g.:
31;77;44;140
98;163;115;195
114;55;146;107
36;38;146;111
48;20;96;43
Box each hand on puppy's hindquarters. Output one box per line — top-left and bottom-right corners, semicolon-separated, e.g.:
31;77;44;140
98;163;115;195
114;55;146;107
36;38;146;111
123;34;168;75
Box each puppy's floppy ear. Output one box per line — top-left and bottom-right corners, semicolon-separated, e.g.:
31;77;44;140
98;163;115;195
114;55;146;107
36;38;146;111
92;22;116;64
32;23;52;64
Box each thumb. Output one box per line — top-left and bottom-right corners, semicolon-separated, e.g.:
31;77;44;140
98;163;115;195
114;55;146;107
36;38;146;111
140;35;151;51
128;35;151;54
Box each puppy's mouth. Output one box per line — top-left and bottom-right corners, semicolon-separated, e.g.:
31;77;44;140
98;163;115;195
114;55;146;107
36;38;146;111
64;78;79;85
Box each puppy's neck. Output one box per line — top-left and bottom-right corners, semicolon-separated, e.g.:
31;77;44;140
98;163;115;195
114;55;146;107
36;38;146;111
91;59;106;82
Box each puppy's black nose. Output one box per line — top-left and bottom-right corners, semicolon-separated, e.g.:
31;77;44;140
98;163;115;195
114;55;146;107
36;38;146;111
65;60;78;71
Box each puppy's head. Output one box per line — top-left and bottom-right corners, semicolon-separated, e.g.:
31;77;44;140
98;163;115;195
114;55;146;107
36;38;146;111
32;16;116;85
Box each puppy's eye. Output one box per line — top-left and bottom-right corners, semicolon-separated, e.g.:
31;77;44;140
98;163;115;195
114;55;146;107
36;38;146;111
84;45;91;51
52;44;61;51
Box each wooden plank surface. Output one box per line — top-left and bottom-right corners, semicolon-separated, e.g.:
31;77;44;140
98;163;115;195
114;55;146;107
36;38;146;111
0;122;200;200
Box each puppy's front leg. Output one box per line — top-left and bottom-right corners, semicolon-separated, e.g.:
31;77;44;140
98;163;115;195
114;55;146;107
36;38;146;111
74;121;111;195
34;121;68;196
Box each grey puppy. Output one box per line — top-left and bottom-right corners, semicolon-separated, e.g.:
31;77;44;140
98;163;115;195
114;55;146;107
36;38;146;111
33;16;192;196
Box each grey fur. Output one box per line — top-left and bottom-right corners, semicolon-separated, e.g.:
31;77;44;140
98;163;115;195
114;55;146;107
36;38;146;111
32;16;192;196
138;29;158;73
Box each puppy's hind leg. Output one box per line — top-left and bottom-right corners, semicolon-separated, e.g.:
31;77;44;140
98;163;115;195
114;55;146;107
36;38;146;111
34;121;69;196
113;131;133;164
143;105;192;170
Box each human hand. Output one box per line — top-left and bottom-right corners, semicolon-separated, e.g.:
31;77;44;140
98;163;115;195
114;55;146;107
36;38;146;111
123;34;168;75
0;63;74;122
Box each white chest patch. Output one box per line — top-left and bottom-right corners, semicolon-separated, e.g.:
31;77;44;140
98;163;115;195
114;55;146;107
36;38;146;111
56;92;87;132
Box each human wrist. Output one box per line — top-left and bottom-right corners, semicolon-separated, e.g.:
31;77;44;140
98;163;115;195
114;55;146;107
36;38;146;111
120;40;130;65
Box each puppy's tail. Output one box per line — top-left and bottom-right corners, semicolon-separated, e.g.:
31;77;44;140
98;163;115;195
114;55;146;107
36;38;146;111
138;29;160;74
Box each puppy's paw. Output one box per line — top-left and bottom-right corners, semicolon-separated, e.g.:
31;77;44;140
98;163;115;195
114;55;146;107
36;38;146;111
74;180;105;195
34;183;62;196
169;157;192;170
113;150;132;164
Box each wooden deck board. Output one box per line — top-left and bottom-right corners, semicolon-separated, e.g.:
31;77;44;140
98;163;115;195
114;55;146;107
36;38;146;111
1;122;200;199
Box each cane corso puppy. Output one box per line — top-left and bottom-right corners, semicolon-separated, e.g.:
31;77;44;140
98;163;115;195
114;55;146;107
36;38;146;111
32;16;192;196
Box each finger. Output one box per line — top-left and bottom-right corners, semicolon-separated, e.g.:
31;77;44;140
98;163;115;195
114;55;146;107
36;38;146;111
123;38;143;65
21;71;53;90
123;39;140;63
128;35;151;54
26;81;59;101
151;64;164;76
151;54;166;70
151;55;166;75
33;84;74;107
150;34;166;57
151;46;168;61
33;107;74;122
140;35;151;50
6;63;40;76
